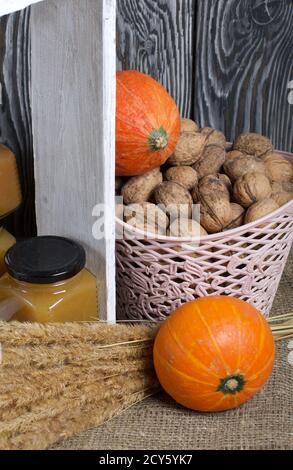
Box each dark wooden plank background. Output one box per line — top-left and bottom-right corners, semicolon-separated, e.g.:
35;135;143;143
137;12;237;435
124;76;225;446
194;0;293;151
117;0;196;118
0;8;36;237
117;0;293;152
0;0;292;236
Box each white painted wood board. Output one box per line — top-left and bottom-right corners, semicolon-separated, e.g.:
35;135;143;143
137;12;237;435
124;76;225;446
0;0;44;16
31;0;117;322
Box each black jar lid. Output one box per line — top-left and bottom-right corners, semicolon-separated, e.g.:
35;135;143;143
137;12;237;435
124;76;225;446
5;236;86;284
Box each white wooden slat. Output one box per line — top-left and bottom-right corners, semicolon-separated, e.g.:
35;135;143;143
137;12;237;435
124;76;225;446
0;0;44;16
102;0;117;323
30;0;117;322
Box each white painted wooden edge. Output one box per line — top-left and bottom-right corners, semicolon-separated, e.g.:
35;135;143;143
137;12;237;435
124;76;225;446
0;0;44;16
102;0;117;323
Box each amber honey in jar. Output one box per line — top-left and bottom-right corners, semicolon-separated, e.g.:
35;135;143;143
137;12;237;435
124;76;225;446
0;236;98;322
0;222;16;277
0;144;22;218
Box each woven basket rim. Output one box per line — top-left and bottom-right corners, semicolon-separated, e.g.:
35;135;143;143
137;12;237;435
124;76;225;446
116;149;293;243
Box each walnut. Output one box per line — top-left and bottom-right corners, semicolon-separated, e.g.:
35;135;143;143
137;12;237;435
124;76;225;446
224;203;246;230
168;219;208;258
271;191;293;207
192;174;230;203
245;199;279;225
283;181;293;192
154;181;193;218
126;217;167;236
169;218;207;238
271;181;285;194
270;179;293;206
124;202;169;233
219;174;233;193
201;127;226;149
233;172;272;208
194;174;232;233
168;132;206;166
121;168;162;205
233;133;273;158
262;153;293;183
180;118;199;133
226;150;243;161
199;195;233;234
192;145;226;178
224;154;266;182
165;166;198;190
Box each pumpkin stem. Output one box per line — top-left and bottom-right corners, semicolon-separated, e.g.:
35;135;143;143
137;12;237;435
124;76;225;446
225;379;239;391
149;127;169;151
217;374;246;395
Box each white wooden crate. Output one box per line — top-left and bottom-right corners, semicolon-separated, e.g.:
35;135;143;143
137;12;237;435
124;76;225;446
1;0;117;322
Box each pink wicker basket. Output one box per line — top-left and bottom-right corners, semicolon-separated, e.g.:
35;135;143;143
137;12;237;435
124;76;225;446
116;151;293;320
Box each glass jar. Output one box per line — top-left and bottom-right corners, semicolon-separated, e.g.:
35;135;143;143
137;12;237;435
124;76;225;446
0;144;22;218
0;223;16;277
0;236;98;322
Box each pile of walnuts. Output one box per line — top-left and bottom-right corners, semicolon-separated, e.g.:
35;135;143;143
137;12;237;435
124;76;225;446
116;119;293;237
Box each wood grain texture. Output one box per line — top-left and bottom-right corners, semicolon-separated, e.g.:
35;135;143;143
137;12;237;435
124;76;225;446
117;0;196;118
31;0;116;321
195;0;293;152
0;8;36;236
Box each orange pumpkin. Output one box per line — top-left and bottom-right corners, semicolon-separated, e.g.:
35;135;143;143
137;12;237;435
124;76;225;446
153;296;275;412
116;70;180;176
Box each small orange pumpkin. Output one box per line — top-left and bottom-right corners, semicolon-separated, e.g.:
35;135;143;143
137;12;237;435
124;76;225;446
116;71;180;176
154;296;275;412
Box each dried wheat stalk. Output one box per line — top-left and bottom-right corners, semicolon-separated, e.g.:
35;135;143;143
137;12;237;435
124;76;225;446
0;372;156;434
0;387;157;450
0;322;159;450
0;358;154;417
0;321;157;346
268;312;293;341
1;342;153;369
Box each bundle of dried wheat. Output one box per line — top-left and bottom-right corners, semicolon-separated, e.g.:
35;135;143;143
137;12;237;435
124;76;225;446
0;321;159;450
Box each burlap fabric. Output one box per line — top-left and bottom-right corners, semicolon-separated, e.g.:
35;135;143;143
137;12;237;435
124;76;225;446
52;253;293;450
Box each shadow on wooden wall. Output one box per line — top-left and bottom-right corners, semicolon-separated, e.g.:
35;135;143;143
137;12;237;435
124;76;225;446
0;8;36;237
